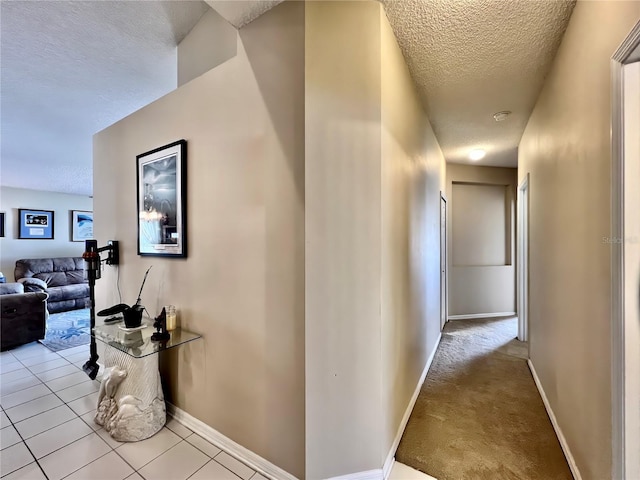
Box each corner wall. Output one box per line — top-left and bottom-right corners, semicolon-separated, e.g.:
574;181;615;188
0;187;92;280
305;2;383;477
177;7;237;87
93;3;305;477
305;2;447;477
518;2;640;478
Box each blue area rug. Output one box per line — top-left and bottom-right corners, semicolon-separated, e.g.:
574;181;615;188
39;308;91;352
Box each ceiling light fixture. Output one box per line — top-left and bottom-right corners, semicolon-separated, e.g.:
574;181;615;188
469;149;486;161
493;111;511;122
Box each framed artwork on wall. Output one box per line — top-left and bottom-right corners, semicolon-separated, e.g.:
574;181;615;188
18;209;54;239
71;210;93;242
0;212;5;237
136;139;187;257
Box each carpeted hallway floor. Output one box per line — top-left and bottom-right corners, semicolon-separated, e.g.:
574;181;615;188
396;317;572;480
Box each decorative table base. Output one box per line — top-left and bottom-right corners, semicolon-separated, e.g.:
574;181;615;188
94;345;166;442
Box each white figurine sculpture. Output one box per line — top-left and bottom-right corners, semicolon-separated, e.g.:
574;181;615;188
95;346;166;441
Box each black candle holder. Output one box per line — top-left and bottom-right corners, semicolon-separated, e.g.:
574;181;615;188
151;307;170;342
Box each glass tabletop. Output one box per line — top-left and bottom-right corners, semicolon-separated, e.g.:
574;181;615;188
92;318;201;358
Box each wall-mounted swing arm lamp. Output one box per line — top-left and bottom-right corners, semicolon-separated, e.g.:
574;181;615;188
82;239;119;379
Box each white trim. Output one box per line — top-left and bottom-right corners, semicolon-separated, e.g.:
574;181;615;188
167;404;298;480
611;44;626;480
611;19;640;480
440;191;448;331
448;312;515;321
527;360;582;480
382;455;395;480
382;333;443;479
517;174;529;342
327;470;382;480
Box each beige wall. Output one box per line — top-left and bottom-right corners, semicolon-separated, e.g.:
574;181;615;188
305;3;447;477
177;8;237;87
380;5;446;467
95;2;446;477
0;187;92;280
446;164;516;317
518;2;640;478
305;2;383;477
94;3;305;477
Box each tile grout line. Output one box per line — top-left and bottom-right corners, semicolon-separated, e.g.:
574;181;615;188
57;446;114;480
2;404;51;480
3;343;95;478
4;345;257;480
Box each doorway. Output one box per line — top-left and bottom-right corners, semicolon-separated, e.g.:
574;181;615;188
440;192;448;331
517;174;529;342
611;20;640;480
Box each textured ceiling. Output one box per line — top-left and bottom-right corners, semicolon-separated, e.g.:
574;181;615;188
1;0;576;196
0;0;209;196
382;0;575;167
205;0;284;28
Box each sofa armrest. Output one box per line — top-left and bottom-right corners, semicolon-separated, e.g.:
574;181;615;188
0;283;24;295
1;291;49;351
18;277;48;293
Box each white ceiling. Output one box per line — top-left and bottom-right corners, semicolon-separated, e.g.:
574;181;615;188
382;0;575;168
0;0;209;197
0;0;575;196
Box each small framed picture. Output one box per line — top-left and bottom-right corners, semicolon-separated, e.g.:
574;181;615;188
0;212;5;237
18;209;54;239
137;139;187;257
71;210;93;242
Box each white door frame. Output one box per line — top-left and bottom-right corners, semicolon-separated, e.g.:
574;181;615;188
440;192;448;330
517;174;529;343
611;20;640;480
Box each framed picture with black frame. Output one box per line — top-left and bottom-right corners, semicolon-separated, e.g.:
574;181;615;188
136;139;187;257
18;209;54;239
0;212;5;237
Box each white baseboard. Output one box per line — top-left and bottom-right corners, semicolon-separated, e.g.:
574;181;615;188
448;312;516;321
327;469;383;480
167;403;298;480
168;333;443;480
329;333;443;480
527;360;582;480
382;454;395;480
382;332;443;480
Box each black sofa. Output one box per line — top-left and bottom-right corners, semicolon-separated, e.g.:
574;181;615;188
0;282;48;351
15;257;89;314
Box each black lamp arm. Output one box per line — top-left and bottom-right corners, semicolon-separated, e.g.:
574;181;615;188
81;239;119;380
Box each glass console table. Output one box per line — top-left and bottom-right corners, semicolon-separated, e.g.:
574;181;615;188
93;320;201;358
91;319;201;442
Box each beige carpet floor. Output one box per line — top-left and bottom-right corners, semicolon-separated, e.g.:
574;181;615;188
395;317;573;480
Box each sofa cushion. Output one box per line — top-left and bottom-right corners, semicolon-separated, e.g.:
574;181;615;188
47;284;89;303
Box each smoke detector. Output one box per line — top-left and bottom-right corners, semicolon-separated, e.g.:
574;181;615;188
493;111;512;122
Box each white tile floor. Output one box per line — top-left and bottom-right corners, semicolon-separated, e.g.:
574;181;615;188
0;342;265;480
388;462;436;480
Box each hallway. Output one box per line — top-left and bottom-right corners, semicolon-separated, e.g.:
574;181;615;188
396;317;571;480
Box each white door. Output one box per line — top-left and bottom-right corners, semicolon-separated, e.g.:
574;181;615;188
440;193;447;330
517;174;529;342
622;60;640;480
